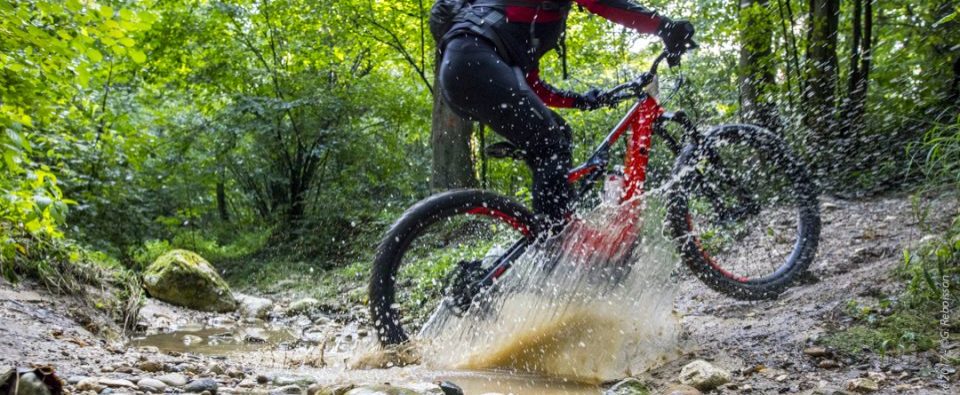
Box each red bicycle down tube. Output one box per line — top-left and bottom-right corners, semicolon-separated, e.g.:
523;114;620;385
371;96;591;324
621;96;662;203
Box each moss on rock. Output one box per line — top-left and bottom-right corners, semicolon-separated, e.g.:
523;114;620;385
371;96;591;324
142;249;236;312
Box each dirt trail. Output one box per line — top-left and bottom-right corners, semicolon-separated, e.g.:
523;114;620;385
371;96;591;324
2;194;958;394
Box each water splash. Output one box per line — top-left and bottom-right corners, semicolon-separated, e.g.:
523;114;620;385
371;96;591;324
419;196;682;383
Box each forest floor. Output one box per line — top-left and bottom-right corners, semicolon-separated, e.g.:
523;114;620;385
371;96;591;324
2;193;959;394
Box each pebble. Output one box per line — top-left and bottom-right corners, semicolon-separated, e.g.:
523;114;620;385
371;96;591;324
225;367;247;379
285;298;321;316
137;378;168;393
678;360;732;391
184;378;219;394
157;373;188;387
867;372;886;382
803;346;830;357
238;379;257;388
207;362;226;375
846;378;879;393
818;359;840;369
138;361;164;373
662;384;702;395
256;375;271;384
67;376;89;385
76;378;105;392
269;385;304;395
98;378;136;388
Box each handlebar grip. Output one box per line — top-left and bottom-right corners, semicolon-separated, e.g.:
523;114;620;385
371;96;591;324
667;54;682;68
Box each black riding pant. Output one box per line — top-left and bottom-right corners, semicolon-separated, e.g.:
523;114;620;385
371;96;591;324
438;36;573;226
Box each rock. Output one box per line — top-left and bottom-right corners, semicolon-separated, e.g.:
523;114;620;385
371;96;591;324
98;378;136;389
206;362;225;375
236;294;274;319
605;378;649;394
67;376;89;385
437;381;463;395
17;372;51;395
256;375;270;385
138;361;164;373
238;379;257;388
138;346;161;354
77;378;106;392
309;384;353;395
273;376;314;387
142;249;237;312
344;386;420;395
156;373;188;387
137;378;168;393
225;368;245;379
270;385;304;395
678;360;732;391
184;378;219;394
803;347;830;357
846;378;879;393
660;384;701;395
818;359;840;369
285;298;321;316
866;372;886;382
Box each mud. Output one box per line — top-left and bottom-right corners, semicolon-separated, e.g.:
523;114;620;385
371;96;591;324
3;194;960;394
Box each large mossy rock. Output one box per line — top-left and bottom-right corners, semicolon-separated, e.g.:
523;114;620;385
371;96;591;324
143;249;237;312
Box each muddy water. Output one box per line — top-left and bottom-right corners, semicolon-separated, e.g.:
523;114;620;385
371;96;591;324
420;197;682;383
132;198;680;394
130;325;297;355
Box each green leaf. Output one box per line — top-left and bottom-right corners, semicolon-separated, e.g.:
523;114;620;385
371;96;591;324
129;49;146;63
99;5;114;18
86;48;103;62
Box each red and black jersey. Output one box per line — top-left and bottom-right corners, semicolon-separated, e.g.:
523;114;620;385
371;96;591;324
473;0;663;108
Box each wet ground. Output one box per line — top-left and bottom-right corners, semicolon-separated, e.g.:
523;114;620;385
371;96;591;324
2;194;960;394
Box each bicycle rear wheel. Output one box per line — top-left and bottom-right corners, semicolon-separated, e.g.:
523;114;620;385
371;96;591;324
369;189;538;346
666;124;820;300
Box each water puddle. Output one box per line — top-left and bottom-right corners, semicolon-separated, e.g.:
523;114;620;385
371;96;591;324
129;325;297;355
431;371;601;394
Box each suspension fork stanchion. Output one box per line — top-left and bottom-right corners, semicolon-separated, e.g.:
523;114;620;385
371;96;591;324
477;237;530;287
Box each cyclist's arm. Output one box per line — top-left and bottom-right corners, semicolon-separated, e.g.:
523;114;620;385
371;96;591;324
525;69;578;108
574;0;663;34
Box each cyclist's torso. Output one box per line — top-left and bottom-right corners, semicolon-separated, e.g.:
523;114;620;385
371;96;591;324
448;0;572;71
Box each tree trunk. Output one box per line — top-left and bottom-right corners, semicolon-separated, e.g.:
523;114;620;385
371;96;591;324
840;0;873;138
803;0;840;172
430;64;477;190
739;0;780;131
216;174;230;222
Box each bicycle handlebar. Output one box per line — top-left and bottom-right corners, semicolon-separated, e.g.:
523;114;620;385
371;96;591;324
599;42;697;106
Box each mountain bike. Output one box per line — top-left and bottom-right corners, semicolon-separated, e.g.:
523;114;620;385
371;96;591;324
369;50;821;346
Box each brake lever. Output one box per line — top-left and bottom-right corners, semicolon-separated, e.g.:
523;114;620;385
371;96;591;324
667;40;699;68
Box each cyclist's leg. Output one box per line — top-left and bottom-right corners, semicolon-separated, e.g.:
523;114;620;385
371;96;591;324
439;36;573;229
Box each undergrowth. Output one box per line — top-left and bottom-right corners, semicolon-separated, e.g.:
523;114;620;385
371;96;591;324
0;225;143;331
823;210;960;361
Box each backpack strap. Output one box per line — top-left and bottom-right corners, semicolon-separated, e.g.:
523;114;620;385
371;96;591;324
472;0;572;11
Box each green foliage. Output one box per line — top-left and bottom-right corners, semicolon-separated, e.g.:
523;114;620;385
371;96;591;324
909;116;960;191
824;215;960;359
0;0;957;312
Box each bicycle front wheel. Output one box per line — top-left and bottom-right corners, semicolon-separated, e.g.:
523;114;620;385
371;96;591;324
666;124;821;300
369;189;539;346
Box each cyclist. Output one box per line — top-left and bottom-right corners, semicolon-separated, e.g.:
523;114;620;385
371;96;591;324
438;0;695;233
